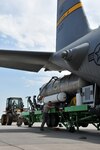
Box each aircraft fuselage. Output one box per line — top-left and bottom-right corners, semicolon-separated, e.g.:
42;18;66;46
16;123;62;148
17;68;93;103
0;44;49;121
50;27;100;86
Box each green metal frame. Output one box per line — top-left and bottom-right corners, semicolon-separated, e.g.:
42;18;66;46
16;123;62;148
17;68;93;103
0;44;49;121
20;105;100;131
59;105;100;131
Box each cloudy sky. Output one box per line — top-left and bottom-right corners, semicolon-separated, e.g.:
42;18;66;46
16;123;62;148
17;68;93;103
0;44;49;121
0;0;100;116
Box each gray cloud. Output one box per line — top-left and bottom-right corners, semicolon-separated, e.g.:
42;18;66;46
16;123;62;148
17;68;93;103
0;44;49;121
0;0;57;51
82;0;100;29
0;0;99;51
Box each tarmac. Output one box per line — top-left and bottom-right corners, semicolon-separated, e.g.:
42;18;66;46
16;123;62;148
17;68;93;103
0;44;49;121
0;123;100;150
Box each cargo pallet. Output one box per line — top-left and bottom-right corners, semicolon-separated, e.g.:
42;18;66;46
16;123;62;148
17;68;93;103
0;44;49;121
17;104;100;132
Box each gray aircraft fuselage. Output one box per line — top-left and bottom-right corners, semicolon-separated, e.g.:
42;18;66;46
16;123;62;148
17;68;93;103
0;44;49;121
49;27;100;86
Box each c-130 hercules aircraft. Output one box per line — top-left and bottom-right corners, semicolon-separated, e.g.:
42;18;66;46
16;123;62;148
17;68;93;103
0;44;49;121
0;0;100;104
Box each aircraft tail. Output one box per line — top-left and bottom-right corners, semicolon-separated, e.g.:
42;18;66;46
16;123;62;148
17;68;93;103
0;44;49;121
56;0;90;51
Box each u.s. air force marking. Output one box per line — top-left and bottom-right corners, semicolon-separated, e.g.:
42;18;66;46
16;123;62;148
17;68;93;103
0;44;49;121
88;44;100;66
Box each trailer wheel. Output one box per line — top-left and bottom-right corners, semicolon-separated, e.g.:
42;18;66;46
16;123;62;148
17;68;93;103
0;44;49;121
24;120;29;125
81;123;88;127
1;114;7;125
46;114;52;127
68;126;75;133
46;113;59;127
51;114;59;127
28;123;33;127
7;113;13;125
17;118;23;127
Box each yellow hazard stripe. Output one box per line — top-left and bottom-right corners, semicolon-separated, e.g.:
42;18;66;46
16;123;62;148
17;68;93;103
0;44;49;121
57;2;82;26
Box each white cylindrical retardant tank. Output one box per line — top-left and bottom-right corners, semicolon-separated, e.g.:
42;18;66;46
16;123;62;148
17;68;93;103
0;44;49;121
43;92;67;104
76;93;82;106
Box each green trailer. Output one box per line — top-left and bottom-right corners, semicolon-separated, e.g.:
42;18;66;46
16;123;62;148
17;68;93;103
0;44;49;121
17;84;100;132
17;104;100;132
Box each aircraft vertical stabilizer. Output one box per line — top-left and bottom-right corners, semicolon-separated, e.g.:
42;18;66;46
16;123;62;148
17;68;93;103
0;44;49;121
56;0;90;51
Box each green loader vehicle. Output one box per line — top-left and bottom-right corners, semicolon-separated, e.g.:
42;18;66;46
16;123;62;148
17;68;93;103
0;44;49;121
1;97;24;125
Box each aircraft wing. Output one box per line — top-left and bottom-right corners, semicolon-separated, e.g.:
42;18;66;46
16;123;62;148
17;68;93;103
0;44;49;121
0;50;54;72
